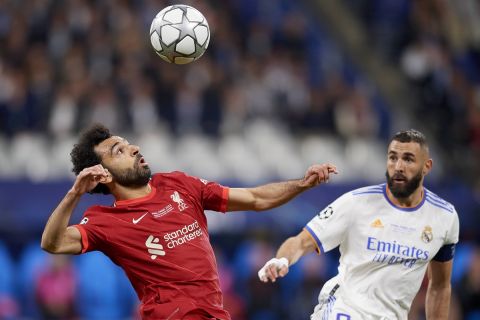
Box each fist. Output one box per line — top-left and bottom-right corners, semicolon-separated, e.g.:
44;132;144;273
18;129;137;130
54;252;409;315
258;257;289;283
70;164;112;195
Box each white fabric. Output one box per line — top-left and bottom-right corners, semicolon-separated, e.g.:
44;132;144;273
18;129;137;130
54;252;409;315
257;257;289;281
305;184;459;319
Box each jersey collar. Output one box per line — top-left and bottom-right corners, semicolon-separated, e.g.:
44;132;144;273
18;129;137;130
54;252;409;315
114;183;157;207
382;183;426;212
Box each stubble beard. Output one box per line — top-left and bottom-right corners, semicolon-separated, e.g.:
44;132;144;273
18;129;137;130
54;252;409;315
106;157;152;188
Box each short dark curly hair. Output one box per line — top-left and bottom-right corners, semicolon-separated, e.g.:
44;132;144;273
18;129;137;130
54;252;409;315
70;124;112;194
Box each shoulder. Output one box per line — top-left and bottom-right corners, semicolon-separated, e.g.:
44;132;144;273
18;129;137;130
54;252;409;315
151;171;198;182
80;205;113;226
424;188;456;214
349;184;385;197
151;171;191;186
84;205;112;216
150;171;205;192
325;185;382;208
325;184;384;209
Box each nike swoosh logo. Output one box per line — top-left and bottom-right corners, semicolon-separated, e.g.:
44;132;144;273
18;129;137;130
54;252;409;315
132;213;148;224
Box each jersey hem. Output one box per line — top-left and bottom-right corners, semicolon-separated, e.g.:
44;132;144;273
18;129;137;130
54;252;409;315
220;187;229;213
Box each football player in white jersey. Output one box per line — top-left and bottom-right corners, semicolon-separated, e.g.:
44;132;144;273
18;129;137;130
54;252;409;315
258;129;459;320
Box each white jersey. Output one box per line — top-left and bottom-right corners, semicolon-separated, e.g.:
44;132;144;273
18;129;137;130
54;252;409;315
305;183;459;320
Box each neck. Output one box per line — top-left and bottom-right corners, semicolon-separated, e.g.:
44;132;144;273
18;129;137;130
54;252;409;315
386;185;424;208
111;183;152;201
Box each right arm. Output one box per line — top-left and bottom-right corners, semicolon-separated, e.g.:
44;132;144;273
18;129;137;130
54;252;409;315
258;229;317;282
40;165;111;254
258;191;354;283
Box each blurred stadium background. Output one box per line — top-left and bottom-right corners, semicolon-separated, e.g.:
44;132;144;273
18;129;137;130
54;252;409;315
0;0;479;319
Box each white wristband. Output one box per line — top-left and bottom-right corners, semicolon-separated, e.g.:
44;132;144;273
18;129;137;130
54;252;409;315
258;257;289;281
276;257;289;268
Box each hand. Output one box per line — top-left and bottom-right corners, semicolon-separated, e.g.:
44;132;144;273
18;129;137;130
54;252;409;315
69;165;112;195
258;257;289;283
301;163;338;188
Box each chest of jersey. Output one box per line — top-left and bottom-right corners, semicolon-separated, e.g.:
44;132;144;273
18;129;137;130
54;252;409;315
347;200;447;269
97;187;216;283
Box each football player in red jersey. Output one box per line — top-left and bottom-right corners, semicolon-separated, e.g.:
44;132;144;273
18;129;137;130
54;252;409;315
41;124;337;320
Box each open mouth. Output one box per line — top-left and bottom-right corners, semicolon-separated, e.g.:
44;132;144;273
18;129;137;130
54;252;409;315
393;176;406;183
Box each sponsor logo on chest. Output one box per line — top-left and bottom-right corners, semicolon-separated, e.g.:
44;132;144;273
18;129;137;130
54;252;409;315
364;219;434;268
144;220;203;260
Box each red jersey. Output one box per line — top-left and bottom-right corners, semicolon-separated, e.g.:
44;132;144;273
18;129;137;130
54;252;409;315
73;172;231;319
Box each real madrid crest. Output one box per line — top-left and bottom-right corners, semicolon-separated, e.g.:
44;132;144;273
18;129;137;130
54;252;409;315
421;226;433;243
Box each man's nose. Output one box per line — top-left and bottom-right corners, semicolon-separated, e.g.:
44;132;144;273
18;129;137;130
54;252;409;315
394;159;405;171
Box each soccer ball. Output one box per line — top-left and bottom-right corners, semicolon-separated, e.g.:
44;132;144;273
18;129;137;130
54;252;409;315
150;4;210;65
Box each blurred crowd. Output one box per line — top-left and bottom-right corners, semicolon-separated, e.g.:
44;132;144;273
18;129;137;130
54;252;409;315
0;0;387;145
0;0;479;319
345;0;480;185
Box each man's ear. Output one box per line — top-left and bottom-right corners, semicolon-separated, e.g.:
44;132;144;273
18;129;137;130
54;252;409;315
423;158;433;176
99;166;113;184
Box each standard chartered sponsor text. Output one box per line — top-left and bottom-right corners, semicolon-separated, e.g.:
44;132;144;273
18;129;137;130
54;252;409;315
164;221;203;249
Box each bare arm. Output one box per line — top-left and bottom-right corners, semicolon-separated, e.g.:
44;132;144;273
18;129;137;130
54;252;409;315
259;229;317;282
41;165;111;254
425;260;453;320
227;164;337;211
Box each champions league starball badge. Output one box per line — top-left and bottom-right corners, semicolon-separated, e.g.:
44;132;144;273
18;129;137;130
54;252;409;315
421;226;433;243
317;206;334;220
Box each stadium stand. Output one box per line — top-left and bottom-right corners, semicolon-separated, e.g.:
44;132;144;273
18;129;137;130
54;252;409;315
0;0;479;319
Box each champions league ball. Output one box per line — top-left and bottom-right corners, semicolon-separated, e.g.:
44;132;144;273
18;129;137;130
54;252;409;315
150;4;210;65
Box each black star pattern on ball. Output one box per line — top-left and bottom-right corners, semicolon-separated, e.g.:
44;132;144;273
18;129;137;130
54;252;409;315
159;41;183;63
154;5;209;63
170;8;200;43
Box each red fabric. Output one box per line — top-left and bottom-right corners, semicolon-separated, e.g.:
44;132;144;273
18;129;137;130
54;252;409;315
73;172;230;320
72;225;89;254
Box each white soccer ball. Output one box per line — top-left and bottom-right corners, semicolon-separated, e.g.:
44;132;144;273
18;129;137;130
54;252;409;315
150;4;210;65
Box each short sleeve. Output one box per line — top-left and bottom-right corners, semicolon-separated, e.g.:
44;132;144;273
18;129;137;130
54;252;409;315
445;208;460;245
432;208;459;262
72;210;108;254
305;193;353;254
201;180;229;213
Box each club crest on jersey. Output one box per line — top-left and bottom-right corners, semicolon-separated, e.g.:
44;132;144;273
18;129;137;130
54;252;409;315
317;206;334;220
171;191;188;211
421;226;433;243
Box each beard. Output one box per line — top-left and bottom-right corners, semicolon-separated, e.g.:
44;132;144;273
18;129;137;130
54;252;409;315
386;170;422;199
106;155;151;188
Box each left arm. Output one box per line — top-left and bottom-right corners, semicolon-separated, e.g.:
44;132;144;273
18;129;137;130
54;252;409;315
425;259;453;320
227;164;337;211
